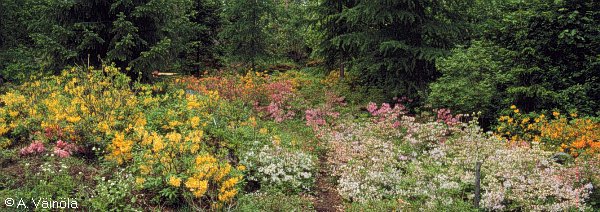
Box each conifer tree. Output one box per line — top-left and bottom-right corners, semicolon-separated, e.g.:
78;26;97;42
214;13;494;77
315;0;355;79
184;0;222;75
220;0;274;69
318;0;469;99
1;0;221;81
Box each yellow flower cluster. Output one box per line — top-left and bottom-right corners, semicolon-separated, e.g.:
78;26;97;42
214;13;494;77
107;132;134;165
218;176;241;202
321;71;341;87
0;67;142;151
181;154;241;204
185;177;209;197
539;117;599;157
169;176;182;187
1;66;245;207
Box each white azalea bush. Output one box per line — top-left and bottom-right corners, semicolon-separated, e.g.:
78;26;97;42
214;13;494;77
241;144;316;193
319;103;596;211
450;122;594;211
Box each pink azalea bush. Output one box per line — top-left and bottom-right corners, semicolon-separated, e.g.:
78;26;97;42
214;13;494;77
19;140;46;156
254;81;297;122
53;140;79;158
436;108;463;126
19;139;80;158
366;101;406;128
305;92;345;133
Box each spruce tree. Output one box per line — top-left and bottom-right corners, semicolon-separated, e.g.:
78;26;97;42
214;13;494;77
184;0;222;75
318;0;468;99
315;0;355;79
1;0;220;81
220;0;274;69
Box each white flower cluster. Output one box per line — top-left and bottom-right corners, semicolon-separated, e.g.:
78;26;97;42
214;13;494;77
325;114;450;202
477;148;591;211
322;112;597;210
242;145;316;192
450;122;594;211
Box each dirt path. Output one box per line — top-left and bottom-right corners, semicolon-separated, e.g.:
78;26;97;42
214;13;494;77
313;151;343;212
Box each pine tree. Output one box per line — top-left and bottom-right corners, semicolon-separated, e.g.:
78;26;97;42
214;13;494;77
314;0;355;79
318;0;469;99
220;0;274;69
1;0;219;81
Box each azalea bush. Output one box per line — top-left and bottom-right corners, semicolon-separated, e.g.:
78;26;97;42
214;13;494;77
315;100;597;210
0;67;139;153
0;66;248;209
181;71;299;122
180;70;337;124
496;105;600;157
241;144;316;193
452;121;594;211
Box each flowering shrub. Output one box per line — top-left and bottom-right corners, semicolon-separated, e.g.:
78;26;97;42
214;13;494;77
323;110;448;203
305;92;345;133
0;67;247;209
241;144;316;193
180;71;304;122
0;67;144;153
450;122;592;210
114;84;244;209
496;105;600;157
317;100;597;210
53;140;79;158
19;140;46;156
180;70;332;124
365;100;407;128
435;108;463;126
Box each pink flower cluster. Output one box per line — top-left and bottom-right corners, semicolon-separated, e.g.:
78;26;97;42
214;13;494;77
436;108;463;126
366;101;406;128
53;140;79;158
255;81;297;123
265;81;294;104
19;140;79;158
265;102;296;123
305;108;339;129
19;140;46;156
305;92;345;132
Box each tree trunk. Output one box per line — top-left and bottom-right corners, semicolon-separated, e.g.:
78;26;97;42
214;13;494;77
339;62;345;80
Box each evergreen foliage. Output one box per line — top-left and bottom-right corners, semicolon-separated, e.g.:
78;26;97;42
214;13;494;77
316;0;469;99
220;0;274;69
429;0;600;125
0;0;221;81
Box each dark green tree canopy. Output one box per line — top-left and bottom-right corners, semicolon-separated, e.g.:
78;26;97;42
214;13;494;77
0;0;221;81
316;0;470;100
220;0;274;69
429;0;600;127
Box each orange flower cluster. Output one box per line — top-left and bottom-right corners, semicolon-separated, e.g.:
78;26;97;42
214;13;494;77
178;71;272;102
496;106;599;157
178;71;312;122
538;117;599;157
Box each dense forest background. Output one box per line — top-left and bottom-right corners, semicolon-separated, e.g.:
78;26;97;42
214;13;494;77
1;0;598;126
1;1;599;211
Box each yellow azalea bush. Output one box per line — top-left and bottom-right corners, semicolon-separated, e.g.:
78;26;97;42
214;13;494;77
0;66;139;151
0;66;245;209
496;105;600;157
